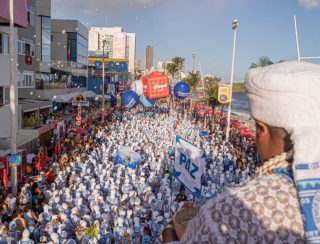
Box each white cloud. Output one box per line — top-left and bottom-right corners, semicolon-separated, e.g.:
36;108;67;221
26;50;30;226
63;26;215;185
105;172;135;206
52;0;169;18
299;0;320;9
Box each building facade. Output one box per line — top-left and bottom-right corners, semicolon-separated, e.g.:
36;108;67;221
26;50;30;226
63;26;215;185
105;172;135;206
145;45;154;71
88;27;136;76
51;19;88;80
17;0;51;90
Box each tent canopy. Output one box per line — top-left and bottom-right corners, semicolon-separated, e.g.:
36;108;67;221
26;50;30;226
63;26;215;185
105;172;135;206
53;91;98;103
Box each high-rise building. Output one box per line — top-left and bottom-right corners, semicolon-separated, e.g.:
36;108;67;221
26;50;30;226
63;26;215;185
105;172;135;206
135;58;142;71
88;27;136;75
145;45;153;71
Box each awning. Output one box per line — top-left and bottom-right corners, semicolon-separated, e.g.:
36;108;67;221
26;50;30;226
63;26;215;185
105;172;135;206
19;98;52;112
53;91;98;102
53;92;80;103
82;90;98;98
0;0;28;27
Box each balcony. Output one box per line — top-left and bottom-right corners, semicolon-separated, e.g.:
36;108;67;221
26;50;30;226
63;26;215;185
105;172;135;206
35;81;83;90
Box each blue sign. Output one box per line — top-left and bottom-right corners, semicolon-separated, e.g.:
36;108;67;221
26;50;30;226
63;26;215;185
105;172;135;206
174;81;190;99
9;154;21;166
94;61;103;70
118;62;128;72
108;61;116;71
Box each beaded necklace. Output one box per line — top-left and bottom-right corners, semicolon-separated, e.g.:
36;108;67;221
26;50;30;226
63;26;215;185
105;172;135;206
256;151;294;182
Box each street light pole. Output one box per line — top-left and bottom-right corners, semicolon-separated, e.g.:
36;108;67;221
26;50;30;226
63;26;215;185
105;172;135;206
192;52;196;73
102;40;106;123
294;15;301;62
225;19;239;144
9;0;18;196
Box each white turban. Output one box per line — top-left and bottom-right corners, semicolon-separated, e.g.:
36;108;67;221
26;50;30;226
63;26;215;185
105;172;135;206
245;61;320;242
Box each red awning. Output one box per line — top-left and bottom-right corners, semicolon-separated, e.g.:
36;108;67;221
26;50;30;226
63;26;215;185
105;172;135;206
0;0;28;27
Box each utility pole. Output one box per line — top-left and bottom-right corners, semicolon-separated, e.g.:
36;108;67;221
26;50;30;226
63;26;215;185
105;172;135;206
102;40;106;123
9;0;18;196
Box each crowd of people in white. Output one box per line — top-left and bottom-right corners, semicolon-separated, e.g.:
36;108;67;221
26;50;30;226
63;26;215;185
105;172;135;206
0;106;257;243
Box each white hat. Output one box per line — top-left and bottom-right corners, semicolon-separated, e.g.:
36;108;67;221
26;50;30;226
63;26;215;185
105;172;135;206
157;216;163;223
61;230;68;239
50;233;59;243
22;228;30;239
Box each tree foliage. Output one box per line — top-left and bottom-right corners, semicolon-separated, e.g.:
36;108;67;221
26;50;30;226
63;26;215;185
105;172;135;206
250;56;273;69
184;71;201;94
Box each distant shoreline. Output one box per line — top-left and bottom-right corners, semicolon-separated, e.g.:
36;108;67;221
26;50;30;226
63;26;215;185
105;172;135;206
232;83;245;93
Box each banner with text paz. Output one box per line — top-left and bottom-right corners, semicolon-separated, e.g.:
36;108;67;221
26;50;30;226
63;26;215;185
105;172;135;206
174;135;205;197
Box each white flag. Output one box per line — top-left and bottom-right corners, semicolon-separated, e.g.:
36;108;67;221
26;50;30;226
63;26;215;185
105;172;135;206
174;135;205;197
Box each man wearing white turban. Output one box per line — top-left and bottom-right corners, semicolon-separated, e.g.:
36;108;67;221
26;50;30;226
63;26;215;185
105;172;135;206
178;61;320;243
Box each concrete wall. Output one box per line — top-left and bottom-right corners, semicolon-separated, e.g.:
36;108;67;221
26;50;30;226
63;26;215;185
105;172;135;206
0;105;10;138
0;27;18;139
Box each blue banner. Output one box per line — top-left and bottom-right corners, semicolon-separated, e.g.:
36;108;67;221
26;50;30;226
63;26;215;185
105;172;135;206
114;146;141;169
174;135;205;197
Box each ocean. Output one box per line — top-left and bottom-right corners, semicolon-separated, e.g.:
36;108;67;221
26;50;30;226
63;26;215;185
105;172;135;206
231;92;250;117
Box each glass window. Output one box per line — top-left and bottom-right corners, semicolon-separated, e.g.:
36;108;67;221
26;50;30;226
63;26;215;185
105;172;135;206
5;88;9;105
25;43;31;55
0;87;3;106
27;5;35;26
41;16;51;62
42;44;50;62
42;17;50;29
31;44;35;57
42;29;50;45
0;33;9;54
21;41;25;55
17;74;21;87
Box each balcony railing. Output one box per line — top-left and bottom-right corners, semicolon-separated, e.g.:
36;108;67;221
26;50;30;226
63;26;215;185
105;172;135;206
35;81;83;90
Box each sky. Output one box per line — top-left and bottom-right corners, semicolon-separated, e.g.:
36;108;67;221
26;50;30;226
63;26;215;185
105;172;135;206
52;0;320;81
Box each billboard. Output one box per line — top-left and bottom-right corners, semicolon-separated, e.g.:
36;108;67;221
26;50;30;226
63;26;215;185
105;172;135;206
113;32;126;59
217;85;231;104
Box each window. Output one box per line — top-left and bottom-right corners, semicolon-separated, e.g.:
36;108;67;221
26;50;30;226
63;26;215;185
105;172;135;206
18;72;34;88
0;33;9;55
17;74;21;87
27;5;35;26
0;87;10;106
0;87;3;106
41;16;51;62
25;43;31;56
4;88;9;105
17;40;35;57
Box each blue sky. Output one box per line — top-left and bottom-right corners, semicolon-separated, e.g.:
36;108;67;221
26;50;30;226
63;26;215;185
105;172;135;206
52;0;320;81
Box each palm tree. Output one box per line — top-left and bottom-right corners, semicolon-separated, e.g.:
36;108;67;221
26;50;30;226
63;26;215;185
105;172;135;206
250;56;273;69
166;63;178;85
184;71;201;95
204;77;220;109
172;57;185;80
